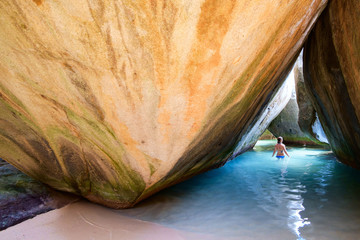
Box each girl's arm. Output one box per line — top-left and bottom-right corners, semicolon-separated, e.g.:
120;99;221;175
284;146;290;157
272;148;276;157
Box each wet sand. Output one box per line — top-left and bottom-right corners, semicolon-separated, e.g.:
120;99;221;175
0;200;216;240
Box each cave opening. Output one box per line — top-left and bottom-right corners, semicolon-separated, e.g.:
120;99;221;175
253;50;329;150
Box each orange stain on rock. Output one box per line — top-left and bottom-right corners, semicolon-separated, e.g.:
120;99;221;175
184;0;236;136
32;0;43;6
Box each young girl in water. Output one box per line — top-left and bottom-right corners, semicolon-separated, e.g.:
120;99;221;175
272;136;290;159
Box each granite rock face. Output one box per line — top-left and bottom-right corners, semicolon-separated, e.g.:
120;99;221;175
304;0;360;168
295;56;328;144
269;95;312;145
295;59;318;140
232;70;294;157
268;58;328;146
0;0;327;207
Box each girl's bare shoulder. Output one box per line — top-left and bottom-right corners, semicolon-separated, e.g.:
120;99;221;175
275;143;282;149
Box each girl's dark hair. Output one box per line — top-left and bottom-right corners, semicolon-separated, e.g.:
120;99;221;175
277;137;282;144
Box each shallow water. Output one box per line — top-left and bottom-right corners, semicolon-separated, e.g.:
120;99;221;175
120;140;360;240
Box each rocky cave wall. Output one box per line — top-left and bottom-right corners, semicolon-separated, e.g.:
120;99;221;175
303;0;360;169
0;0;328;207
268;55;328;146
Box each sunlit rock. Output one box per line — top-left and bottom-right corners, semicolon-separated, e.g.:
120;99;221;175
0;0;327;207
311;114;328;144
304;0;360;168
232;71;294;157
296;56;328;145
268;57;328;146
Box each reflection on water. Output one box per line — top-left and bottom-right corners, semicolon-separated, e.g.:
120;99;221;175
120;140;360;240
239;150;309;239
276;158;310;239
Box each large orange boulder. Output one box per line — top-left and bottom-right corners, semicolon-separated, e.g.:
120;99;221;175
0;0;327;207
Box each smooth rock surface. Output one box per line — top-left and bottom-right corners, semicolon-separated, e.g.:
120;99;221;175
294;57;317;138
268;59;328;146
258;130;276;140
295;57;328;144
269;95;312;145
0;0;327;207
303;0;360;168
232;70;294;157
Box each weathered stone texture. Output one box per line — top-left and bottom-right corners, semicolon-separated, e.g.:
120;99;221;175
0;0;327;207
295;60;317;138
232;71;294;157
268;58;328;146
304;0;360;168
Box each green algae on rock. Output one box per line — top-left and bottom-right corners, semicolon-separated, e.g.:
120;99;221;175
231;69;295;157
304;0;360;169
0;0;327;207
268;57;328;146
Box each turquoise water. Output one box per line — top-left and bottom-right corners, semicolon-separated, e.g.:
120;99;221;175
121;140;360;239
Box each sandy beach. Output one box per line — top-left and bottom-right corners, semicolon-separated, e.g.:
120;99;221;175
0;200;217;240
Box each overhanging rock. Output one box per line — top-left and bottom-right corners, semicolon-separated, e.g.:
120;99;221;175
0;0;328;207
